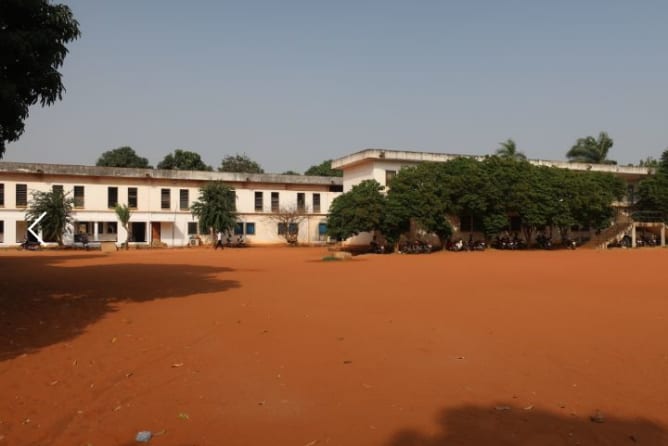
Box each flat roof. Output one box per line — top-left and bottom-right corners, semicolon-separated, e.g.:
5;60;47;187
331;148;652;179
0;161;343;186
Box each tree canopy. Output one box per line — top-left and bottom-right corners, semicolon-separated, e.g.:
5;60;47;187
25;188;74;245
637;149;668;222
219;154;264;174
304;160;343;177
157;149;212;171
190;182;237;236
566;132;616;164
327;180;387;241
0;0;81;157
327;156;626;248
495;139;526;160
96;146;151;168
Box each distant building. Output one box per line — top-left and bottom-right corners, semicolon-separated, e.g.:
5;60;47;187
0;162;343;247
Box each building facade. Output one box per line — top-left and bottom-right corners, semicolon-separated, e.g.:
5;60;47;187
0;162;343;248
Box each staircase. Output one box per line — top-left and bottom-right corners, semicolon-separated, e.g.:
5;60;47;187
581;213;633;249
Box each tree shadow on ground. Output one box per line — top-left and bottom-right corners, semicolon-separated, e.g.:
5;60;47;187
387;404;668;445
0;255;239;361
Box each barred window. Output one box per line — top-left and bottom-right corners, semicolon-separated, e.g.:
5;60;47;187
108;187;118;208
16;184;28;207
255;191;263;212
180;189;189;210
312;193;321;213
73;186;84;208
297;193;305;212
271;192;279;212
128;187;138;209
161;188;170;209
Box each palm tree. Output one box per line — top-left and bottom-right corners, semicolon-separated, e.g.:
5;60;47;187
495;139;527;160
566;132;616;164
190;182;237;246
115;203;131;249
25;189;74;245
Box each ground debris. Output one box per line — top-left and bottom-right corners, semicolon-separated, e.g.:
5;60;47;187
590;410;605;423
495;405;512;411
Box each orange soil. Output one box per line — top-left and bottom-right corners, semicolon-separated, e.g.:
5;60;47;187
0;247;667;446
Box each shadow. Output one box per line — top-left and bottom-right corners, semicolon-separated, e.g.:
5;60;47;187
0;255;239;361
387;404;668;445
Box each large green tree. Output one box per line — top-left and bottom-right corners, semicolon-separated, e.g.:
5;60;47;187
637;149;668;222
495;139;527;161
304;160;342;177
157;149;212;171
219;154;264;174
25;188;74;245
0;0;80;157
96;146;151;168
190;182;237;243
327;180;386;241
566;132;616;164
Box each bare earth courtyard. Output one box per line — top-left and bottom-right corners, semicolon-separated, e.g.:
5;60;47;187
0;247;667;446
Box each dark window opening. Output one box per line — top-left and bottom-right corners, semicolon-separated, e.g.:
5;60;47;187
297;193;306;212
128;187;138;209
108;187;118;208
161;188;170;209
271;192;279;212
16;184;27;207
73;186;84;208
255;191;263;212
180;189;189;210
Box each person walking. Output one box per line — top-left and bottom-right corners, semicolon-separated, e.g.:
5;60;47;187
215;231;224;250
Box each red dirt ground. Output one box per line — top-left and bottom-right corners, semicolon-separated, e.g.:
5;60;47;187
0;247;667;446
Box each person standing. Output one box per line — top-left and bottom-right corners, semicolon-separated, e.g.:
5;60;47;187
215;231;224;250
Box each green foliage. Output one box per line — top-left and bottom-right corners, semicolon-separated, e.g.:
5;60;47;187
25;188;74;245
304;160;343;177
0;0;81;156
190;182;237;236
637;149;668;222
114;203;131;249
327;180;387;241
566;132;616;164
281;170;301;175
96;146;151;168
219;154;264;173
157;149;212;171
495;139;526;160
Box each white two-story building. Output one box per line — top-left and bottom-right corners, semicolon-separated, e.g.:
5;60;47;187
0;162;343;248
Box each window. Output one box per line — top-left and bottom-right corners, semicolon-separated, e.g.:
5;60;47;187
0;220;4;243
245;222;255;235
234;222;244;235
271;192;279;212
52;185;63;194
254;191;263;212
107;222;117;234
179;189;189;210
278;223;298;235
318;222;327;241
313;193;321;213
161;188;170;209
187;222;198;235
0;184;4;207
16;184;27;207
329;184;343;192
297;193;305;212
385;170;397;186
128;187;138;209
73;186;84;208
108;187;118;208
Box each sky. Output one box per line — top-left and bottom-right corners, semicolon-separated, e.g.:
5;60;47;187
6;0;668;172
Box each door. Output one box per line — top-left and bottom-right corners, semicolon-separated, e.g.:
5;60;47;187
151;222;161;243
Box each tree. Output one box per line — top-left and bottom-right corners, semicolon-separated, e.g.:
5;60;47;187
190;182;237;244
327;180;387;241
638;157;659;168
281;170;301;175
25;188;74;245
219;154;264;174
637;149;668;222
304;160;343;177
566;132;616;164
96;146;151;168
0;0;81;157
495;139;527;161
114;203;131;249
268;206;307;245
157;149;212;171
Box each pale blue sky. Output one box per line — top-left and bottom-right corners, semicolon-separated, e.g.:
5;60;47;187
6;0;668;172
